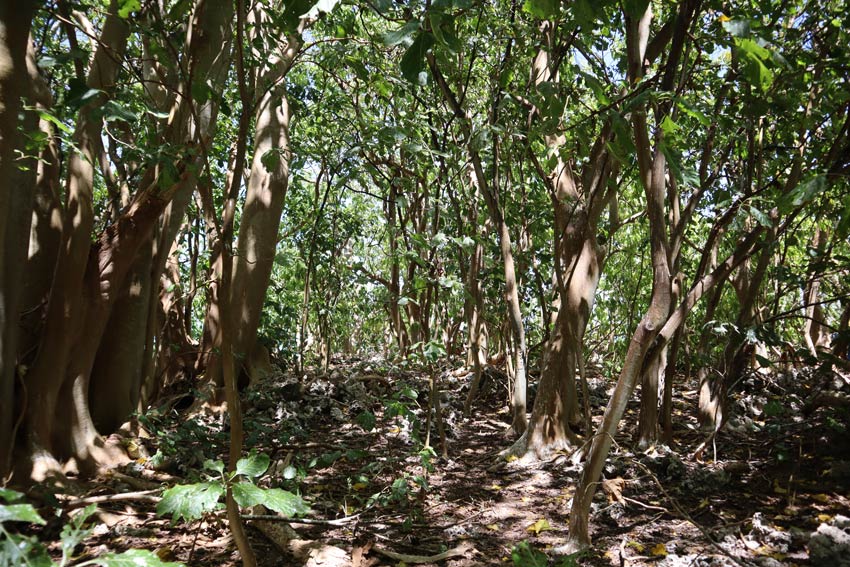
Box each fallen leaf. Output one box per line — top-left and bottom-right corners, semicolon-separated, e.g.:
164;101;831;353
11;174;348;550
486;524;500;531
817;514;832;523
812;493;830;503
650;543;667;557
626;541;645;553
506;455;518;462
526;518;551;535
352;482;368;491
489;483;502;491
602;477;626;504
773;479;788;494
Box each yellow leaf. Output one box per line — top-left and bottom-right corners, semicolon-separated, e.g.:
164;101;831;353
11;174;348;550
719;14;731;22
352;482;368;491
506;455;518;462
526;518;552;535
812;493;830;503
650;543;667;557
487;524;500;531
626;541;645;553
773;479;788;494
817;514;833;523
697;498;710;510
490;483;502;491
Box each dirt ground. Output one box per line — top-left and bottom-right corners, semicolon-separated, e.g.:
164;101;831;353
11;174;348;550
24;358;850;566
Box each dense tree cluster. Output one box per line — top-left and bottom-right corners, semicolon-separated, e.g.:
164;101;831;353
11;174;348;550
1;0;848;553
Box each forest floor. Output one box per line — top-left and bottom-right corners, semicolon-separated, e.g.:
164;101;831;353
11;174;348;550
25;357;850;566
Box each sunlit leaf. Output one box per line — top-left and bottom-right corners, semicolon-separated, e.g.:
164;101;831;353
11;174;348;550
526;518;551;535
157;482;224;523
236;453;271;478
0;503;46;525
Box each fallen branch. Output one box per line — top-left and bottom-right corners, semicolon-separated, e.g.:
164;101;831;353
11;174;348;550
243;513;362;526
372;541;475;564
62;489;162;510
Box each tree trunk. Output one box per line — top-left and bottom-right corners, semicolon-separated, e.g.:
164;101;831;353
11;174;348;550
230;30;299;382
22;3;130;475
0;4;38;476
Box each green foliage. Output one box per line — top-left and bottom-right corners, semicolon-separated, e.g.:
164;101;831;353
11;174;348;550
0;498;182;567
355;410;377;432
511;541;587;567
156;453;308;524
157;483;224;523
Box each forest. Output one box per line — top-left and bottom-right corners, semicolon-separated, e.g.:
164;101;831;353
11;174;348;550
1;0;849;565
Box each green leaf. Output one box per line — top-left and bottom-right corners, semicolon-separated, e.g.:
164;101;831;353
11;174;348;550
735;38;774;91
100;100;138;123
281;0;315;31
231;482;309;517
660;115;679;137
0;488;24;503
117;0;140;18
91;549;184;566
231;482;266;508
203;459;225;476
37;111;73;134
262;488;310;517
383;21;420;47
778;175;826;215
0;503;46;525
522;0;559;19
236;453;271;478
157;482;224;523
400;32;434;85
355;410;377;431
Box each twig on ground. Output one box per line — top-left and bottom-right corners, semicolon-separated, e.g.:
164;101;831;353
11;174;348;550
61;489;162;510
372;540;475;564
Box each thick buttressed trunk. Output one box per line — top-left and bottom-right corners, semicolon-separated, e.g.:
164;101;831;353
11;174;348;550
22;4;131;477
0;6;38;475
89;243;153;433
19;0;234;479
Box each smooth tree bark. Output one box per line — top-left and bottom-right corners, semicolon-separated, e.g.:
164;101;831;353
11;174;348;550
0;1;39;476
19;0;234;478
503;19;619;460
565;0;694;548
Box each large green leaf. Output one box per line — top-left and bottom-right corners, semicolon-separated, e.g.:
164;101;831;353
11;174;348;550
383;21;421;47
236;453;270;478
400;32;434;85
232;482;309;517
0;503;46;525
117;0;140;18
156;483;224;523
735;38;774;91
90;549;184;567
0;488;23;503
262;488;310;517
